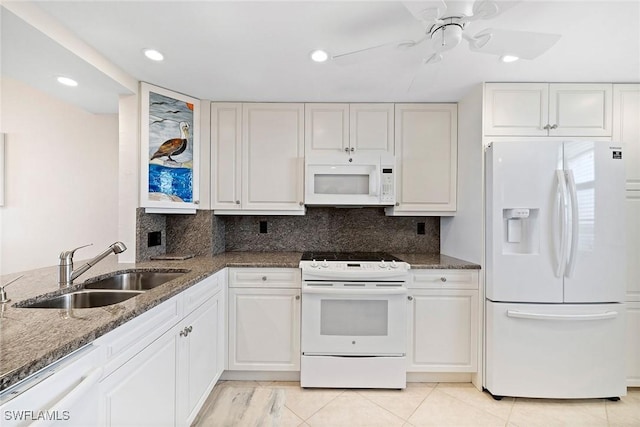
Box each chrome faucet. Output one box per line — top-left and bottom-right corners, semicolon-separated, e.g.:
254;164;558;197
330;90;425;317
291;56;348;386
59;241;127;288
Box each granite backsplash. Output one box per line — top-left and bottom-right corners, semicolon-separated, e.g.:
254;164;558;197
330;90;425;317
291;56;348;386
137;207;439;260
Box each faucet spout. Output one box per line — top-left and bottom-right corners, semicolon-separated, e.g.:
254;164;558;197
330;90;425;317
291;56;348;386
59;241;127;288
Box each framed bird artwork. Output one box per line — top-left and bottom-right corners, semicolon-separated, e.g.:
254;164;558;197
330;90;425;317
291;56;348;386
140;82;200;213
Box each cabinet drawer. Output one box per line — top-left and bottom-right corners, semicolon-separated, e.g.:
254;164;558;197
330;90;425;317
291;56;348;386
97;296;182;377
228;268;301;288
183;270;225;313
410;270;478;289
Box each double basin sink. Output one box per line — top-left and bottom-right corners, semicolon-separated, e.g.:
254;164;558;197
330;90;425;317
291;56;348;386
18;271;186;309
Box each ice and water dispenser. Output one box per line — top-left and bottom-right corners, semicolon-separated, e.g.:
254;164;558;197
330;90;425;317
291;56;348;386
502;208;539;254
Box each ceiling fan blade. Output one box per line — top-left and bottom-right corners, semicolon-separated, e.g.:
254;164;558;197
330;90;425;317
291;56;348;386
401;1;447;26
332;38;425;65
469;28;561;59
469;1;523;21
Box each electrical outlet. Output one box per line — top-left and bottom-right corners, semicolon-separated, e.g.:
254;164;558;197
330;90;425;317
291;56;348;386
259;221;268;234
148;231;162;247
417;222;426;235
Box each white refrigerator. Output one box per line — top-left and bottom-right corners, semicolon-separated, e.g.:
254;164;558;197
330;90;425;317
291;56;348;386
484;140;627;399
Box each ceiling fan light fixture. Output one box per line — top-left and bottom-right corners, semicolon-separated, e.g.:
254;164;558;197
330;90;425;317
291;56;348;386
430;19;464;53
310;49;329;63
500;55;519;63
143;49;164;61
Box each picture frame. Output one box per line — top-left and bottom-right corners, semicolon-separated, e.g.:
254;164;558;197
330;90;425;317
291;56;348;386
140;82;200;213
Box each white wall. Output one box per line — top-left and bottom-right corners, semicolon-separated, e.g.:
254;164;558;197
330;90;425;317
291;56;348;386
0;76;120;274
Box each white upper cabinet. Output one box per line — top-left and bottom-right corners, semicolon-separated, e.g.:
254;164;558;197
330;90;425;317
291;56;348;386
613;84;640;190
305;103;349;153
305;103;394;156
349;104;394;154
387;104;457;216
484;83;612;137
211;103;242;210
211;103;305;214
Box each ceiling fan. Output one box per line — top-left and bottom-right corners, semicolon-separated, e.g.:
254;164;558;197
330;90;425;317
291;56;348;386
332;0;561;65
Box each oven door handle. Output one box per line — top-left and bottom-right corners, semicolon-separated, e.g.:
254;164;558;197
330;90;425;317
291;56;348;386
302;287;407;296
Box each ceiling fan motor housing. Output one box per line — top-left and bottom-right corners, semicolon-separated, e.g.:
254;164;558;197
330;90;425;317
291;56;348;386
429;17;466;52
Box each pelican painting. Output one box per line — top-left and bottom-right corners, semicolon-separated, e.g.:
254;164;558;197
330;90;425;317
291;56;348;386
150;121;190;162
145;87;198;205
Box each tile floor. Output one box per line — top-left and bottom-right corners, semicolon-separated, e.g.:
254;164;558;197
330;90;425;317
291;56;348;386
192;381;640;427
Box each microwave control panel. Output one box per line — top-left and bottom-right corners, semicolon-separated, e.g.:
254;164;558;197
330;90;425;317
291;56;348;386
381;167;394;202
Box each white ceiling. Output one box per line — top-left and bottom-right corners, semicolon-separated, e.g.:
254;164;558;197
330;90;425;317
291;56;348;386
2;1;640;114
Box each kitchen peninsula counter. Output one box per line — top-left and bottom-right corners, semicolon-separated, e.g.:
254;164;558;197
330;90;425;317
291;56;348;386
0;251;478;390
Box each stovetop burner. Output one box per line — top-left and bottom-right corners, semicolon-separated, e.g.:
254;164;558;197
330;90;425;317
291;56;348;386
300;252;404;262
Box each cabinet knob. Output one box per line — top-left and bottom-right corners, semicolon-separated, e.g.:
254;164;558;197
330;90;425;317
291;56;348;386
295;295;300;300
187;326;193;333
350;147;355;152
194;200;200;205
543;124;551;130
180;329;188;337
299;201;304;206
344;147;349;152
395;202;400;207
440;277;447;282
407;296;414;301
262;276;267;281
550;124;558;130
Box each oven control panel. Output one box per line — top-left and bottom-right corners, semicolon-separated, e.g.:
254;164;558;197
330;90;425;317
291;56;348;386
300;260;410;272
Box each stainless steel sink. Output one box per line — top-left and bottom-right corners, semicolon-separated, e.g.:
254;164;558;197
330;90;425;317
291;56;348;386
83;271;185;291
19;290;143;309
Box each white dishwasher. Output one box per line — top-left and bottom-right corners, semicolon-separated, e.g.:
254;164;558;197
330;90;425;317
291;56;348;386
0;344;102;427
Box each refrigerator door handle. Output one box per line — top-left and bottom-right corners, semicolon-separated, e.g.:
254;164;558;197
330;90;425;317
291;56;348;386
507;310;618;321
565;170;580;277
555;170;569;278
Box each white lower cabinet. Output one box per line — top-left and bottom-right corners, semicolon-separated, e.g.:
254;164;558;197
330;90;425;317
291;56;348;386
407;270;479;372
97;271;225;427
99;328;178;427
627;301;640;387
228;268;301;371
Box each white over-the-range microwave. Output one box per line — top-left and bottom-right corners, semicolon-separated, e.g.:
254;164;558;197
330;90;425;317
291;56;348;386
304;153;395;206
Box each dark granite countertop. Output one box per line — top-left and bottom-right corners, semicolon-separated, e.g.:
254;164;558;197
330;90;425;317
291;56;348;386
0;251;478;391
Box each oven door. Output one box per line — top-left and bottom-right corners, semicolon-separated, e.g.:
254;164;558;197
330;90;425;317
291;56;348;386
301;284;407;356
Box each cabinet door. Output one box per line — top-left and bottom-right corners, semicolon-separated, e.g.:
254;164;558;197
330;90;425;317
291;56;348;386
627;301;640;387
548;83;612;136
484;83;549;136
349;103;394;154
392;104;457;214
228;288;300;371
613;84;640;191
242;104;305;211
305;103;349;154
99;330;178;427
627;193;640;301
212;103;242;209
407;289;478;372
177;292;223;426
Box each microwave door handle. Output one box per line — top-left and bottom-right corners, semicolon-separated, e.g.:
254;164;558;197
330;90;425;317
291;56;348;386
370;167;379;196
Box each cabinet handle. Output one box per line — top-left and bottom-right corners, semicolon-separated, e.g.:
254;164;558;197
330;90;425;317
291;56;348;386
235;200;240;205
187;326;193;333
407;296;413;301
350;147;355;152
194;200;200;205
262;276;267;281
344;147;349;152
440;277;447;282
295;295;300;300
180;329;188;337
550;124;558;129
543;124;551;130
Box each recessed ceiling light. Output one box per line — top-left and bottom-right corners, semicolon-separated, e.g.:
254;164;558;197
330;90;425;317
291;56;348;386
143;49;164;61
500;55;519;63
310;49;329;63
56;76;78;87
